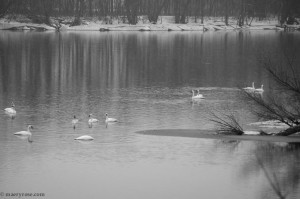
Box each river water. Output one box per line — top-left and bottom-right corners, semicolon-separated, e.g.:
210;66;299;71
0;30;300;199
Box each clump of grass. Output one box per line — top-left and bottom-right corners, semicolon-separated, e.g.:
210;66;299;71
208;111;244;135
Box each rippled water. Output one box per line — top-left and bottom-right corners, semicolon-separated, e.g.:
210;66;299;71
0;30;300;199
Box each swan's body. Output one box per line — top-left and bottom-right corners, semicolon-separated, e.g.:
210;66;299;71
72;115;79;125
243;82;255;91
14;125;33;136
255;84;264;92
105;113;117;123
14;125;33;142
192;90;204;99
88;114;99;123
74;135;94;140
4;102;16;114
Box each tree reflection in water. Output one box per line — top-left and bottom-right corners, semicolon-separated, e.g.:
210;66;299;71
215;140;300;199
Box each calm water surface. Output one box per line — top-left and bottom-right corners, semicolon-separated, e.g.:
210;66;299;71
0;30;300;199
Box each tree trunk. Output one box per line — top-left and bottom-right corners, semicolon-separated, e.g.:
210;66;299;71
72;0;84;26
238;0;245;27
174;0;191;24
148;0;167;24
200;0;204;24
225;0;229;25
125;0;139;25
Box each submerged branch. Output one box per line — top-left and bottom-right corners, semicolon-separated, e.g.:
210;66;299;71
208;110;244;135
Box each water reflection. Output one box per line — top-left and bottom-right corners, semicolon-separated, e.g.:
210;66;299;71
216;139;300;199
2;31;300;97
1;31;300;199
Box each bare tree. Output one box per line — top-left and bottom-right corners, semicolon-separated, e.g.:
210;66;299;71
72;0;85;26
242;53;300;136
124;0;139;24
173;0;192;24
0;0;16;18
207;109;244;135
147;0;168;24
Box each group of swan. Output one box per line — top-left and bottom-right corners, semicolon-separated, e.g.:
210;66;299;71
4;102;117;142
75;113;117;140
192;90;205;99
86;113;117;124
243;82;264;93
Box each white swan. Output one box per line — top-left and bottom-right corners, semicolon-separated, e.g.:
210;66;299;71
197;90;204;98
14;125;33;142
4;102;16;114
255;84;264;92
192;90;204;99
88;114;99;123
74;135;94;141
243;82;255;91
72;115;79;124
105;113;117;123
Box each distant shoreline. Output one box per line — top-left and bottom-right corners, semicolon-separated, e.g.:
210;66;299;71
0;22;284;32
0;16;291;32
136;129;300;143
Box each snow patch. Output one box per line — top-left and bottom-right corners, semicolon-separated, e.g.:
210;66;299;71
249;120;289;129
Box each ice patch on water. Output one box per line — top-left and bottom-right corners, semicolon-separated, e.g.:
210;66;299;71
243;130;261;135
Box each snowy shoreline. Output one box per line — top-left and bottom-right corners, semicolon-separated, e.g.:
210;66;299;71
0;16;295;32
136;129;300;143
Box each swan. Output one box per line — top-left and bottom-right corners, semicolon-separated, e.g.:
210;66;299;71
192;90;204;99
243;82;255;91
14;125;33;142
74;135;94;141
72;115;79;125
88;114;99;123
105;113;117;123
255;84;264;92
4;102;16;114
197;89;204;98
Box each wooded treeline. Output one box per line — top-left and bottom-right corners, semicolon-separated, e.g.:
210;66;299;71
1;0;299;26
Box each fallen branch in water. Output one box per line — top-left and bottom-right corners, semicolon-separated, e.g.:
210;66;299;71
208;110;244;135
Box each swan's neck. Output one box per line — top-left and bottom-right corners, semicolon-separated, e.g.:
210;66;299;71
28;134;32;142
27;127;32;132
252;82;255;88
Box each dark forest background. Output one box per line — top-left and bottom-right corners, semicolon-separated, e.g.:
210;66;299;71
1;0;299;26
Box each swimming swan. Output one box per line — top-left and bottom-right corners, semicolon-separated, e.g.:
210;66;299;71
192;90;204;99
88;114;99;123
105;113;117;123
255;84;264;92
74;135;94;141
4;102;16;114
243;82;255;91
14;125;33;142
72;115;79;124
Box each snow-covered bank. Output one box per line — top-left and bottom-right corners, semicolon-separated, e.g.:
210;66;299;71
0;16;298;32
0;21;55;31
136;129;300;143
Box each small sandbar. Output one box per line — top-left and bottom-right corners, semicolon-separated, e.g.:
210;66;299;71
136;129;300;143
